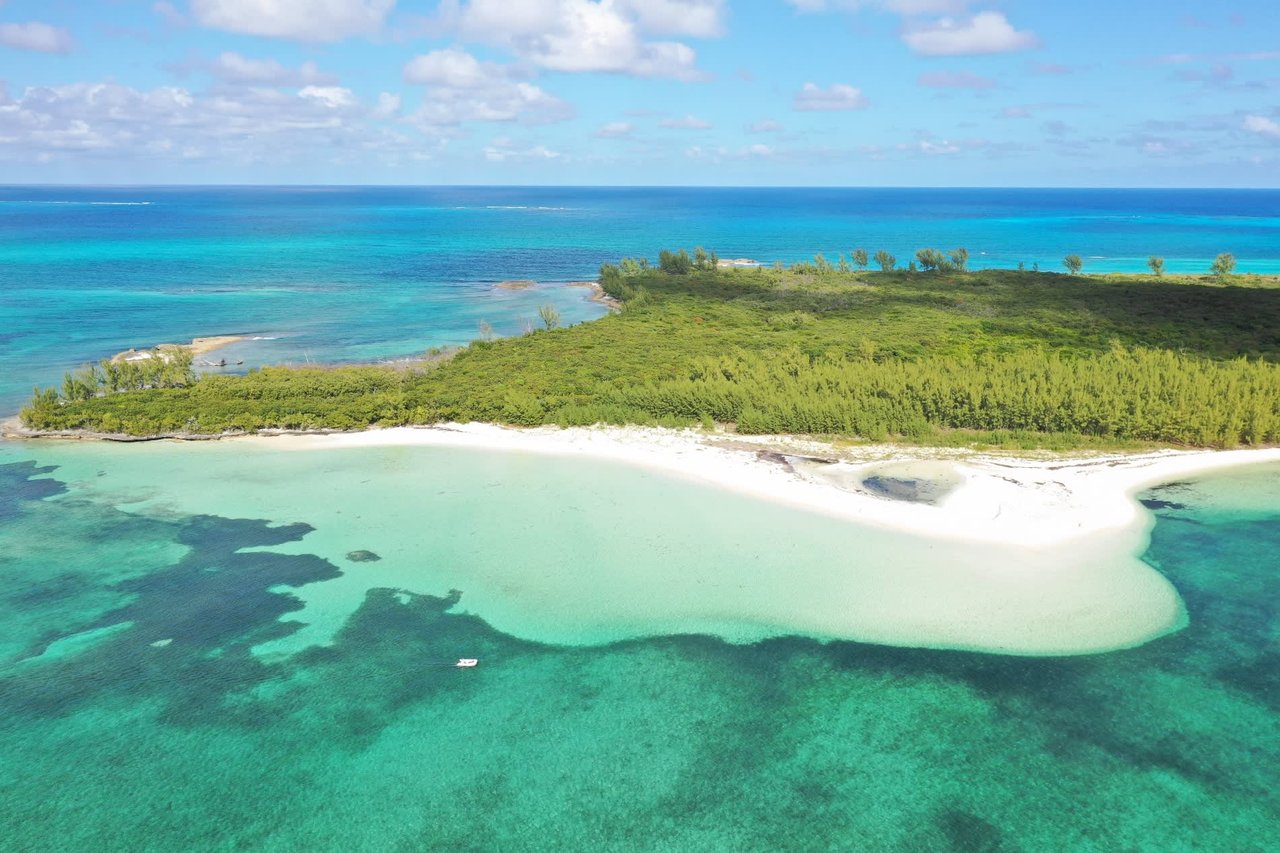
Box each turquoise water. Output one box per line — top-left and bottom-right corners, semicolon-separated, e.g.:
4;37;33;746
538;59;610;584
1;439;1184;657
2;186;1278;847
4;185;1280;413
1;444;1277;849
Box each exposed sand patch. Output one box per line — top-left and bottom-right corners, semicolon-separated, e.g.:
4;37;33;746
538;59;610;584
259;424;1280;549
110;335;245;364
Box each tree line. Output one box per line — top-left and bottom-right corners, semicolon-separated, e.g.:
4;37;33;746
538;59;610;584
625;247;1245;277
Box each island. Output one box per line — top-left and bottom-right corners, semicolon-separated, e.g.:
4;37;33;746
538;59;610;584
15;249;1280;449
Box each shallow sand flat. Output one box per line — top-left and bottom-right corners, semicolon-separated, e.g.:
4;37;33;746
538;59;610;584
110;334;246;364
21;426;1274;659
280;425;1280;547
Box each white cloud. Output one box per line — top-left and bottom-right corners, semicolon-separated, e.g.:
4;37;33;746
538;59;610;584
190;0;395;42
903;12;1038;56
918;70;995;89
595;121;633;138
483;136;562;161
685;143;776;161
372;92;401;118
659;114;712;129
793;82;867;111
1244;114;1280;139
403;49;571;128
748;118;782;133
0;21;74;53
916;139;960;154
619;0;725;37
403;48;517;88
210;52;336;86
298;85;357;109
439;0;714;80
786;1;971;14
0;80;424;166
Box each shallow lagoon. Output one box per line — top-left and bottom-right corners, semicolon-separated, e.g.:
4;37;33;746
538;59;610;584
1;442;1277;849
8;439;1184;657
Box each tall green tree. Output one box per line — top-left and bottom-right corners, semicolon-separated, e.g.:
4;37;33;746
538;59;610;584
1064;255;1084;275
873;250;896;272
1148;257;1165;277
851;248;869;269
950;247;969;272
915;248;949;272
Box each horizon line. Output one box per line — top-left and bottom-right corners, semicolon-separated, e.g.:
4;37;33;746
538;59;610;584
1;183;1278;191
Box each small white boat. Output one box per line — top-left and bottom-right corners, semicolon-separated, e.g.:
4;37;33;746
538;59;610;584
455;658;479;668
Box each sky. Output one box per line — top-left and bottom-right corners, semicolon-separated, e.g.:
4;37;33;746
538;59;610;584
0;0;1278;186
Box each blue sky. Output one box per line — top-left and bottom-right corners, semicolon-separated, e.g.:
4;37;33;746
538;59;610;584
1;0;1277;186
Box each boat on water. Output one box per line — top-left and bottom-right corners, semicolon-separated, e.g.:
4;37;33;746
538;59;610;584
455;659;479;668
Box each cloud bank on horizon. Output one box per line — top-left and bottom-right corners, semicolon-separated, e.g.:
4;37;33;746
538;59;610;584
0;0;1276;186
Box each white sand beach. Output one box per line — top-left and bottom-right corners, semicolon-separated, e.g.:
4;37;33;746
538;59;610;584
266;423;1280;549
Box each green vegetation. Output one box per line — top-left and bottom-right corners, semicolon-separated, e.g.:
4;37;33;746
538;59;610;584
1212;252;1237;277
1148;257;1165;277
20;258;1280;449
1064;254;1084;275
43;348;197;407
537;304;561;330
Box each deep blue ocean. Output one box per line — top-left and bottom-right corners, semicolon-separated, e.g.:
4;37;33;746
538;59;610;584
2;185;1279;413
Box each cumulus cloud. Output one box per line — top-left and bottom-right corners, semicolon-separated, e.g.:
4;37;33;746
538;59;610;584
438;0;716;80
659;114;712;129
918;70;995;89
793;82;867;111
403;48;519;88
0;80;413;165
619;0;725;37
903;12;1038;56
209;52;337;86
0;21;74;53
403;48;572;128
190;0;395;42
1244;114;1280;139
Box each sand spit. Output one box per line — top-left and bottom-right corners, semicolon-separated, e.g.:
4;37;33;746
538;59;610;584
261;424;1280;549
110;335;246;364
15;424;1278;657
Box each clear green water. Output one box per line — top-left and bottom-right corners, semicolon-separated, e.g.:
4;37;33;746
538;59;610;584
1;446;1277;850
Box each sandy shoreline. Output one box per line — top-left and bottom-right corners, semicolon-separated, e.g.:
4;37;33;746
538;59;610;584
110;334;246;363
12;422;1277;657
254;423;1280;549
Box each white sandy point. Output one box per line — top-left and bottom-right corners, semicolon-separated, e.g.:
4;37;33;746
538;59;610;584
249;423;1280;549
